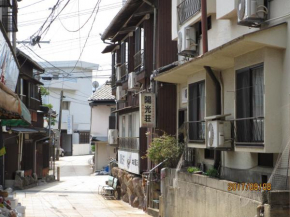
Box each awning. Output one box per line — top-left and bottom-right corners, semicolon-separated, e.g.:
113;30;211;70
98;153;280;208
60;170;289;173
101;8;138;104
8;127;46;133
92;136;108;142
155;23;287;84
0;82;31;126
112;106;139;114
101;44;119;54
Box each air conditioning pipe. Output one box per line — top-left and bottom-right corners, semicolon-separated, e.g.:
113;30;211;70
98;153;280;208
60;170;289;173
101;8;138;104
201;0;221;170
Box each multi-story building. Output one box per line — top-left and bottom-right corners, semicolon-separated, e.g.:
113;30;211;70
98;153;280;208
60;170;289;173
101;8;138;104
153;0;290;216
40;61;99;156
102;0;178;176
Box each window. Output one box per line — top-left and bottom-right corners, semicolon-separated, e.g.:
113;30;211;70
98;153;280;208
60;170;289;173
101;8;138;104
258;153;273;167
79;132;90;144
62;101;70;110
30;84;39;99
188;81;205;142
236;64;264;145
204;149;214;160
134;26;145;71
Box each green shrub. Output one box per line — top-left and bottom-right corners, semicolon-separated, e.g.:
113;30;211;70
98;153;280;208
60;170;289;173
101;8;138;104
91;145;95;152
146;133;184;168
187;167;200;173
205;168;219;178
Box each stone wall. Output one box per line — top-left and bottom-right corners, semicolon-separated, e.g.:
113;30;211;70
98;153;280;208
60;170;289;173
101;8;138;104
160;168;289;217
112;167;145;209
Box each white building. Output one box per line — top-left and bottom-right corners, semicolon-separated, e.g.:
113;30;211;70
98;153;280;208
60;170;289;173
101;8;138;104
40;61;99;156
89;84;116;171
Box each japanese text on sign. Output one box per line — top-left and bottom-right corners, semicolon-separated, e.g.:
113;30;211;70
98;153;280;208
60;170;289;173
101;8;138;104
139;93;155;127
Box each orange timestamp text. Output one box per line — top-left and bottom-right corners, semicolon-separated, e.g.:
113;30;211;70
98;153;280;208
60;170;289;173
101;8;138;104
228;183;271;191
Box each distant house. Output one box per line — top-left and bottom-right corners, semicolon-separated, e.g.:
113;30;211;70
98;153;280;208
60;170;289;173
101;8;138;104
89;84;116;171
40;61;99;156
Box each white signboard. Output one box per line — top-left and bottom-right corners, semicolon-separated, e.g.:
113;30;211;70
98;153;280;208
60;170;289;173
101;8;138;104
139;93;156;128
118;150;140;174
0;33;19;91
67;115;73;135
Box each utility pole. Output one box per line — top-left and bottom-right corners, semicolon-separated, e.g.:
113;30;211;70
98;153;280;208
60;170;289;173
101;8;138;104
56;90;64;160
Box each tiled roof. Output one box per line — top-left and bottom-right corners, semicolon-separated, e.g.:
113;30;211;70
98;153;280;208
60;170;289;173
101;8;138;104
89;84;115;101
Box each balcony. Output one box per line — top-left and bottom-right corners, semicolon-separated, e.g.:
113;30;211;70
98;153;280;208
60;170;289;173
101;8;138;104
119;137;139;151
120;63;128;82
20;95;41;111
177;0;201;25
134;49;144;71
235;117;264;146
187;120;205;143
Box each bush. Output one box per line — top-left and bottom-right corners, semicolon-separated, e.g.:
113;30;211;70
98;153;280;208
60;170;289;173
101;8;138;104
187;167;200;173
91;145;95;152
205;168;219;178
146;133;184;168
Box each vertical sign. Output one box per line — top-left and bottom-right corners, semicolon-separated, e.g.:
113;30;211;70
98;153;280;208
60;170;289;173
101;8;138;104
67;115;73;134
139;93;156;128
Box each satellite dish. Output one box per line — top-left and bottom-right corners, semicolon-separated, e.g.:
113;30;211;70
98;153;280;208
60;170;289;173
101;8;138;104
92;81;99;89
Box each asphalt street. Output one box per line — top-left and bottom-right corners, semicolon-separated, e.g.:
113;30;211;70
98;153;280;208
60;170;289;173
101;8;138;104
15;155;150;217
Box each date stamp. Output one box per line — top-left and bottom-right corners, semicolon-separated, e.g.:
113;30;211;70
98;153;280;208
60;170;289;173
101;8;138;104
228;183;271;191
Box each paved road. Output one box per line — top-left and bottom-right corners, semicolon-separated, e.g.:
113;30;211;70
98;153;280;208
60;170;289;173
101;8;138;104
15;155;150;217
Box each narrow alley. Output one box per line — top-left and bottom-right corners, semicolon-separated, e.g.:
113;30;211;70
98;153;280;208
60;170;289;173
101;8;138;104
14;155;150;217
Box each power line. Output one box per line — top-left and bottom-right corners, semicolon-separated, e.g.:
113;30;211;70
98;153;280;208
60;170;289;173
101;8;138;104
19;0;46;10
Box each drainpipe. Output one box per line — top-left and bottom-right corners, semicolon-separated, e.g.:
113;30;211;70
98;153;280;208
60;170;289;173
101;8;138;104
201;0;221;170
34;137;49;174
201;0;208;54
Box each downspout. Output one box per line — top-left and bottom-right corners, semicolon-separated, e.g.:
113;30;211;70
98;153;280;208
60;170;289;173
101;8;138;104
34;136;49;174
201;0;221;170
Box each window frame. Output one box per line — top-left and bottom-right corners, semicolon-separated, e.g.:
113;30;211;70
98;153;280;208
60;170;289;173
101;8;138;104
235;63;265;146
188;80;205;143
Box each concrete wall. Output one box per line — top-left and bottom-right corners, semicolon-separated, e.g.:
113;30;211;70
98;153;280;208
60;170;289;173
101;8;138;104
160;168;290;217
91;105;112;137
94;142;115;171
73;144;91;156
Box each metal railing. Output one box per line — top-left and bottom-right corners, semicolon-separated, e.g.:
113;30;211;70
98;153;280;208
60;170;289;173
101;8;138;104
235;117;264;145
134;49;144;70
119;137;139;151
177;0;201;25
120;63;128;81
187;120;205;143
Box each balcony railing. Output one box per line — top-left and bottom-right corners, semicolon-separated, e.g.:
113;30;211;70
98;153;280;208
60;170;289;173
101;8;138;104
111;73;116;87
177;0;201;25
134;49;144;70
187;120;205;143
235;117;264;145
120;63;128;81
119;137;139;151
20;95;41;111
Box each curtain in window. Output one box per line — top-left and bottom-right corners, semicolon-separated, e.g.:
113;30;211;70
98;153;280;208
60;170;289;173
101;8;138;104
252;66;264;142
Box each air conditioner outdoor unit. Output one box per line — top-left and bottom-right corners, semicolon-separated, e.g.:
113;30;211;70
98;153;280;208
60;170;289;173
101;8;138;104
178;26;197;57
206;120;232;149
128;72;140;91
237;0;268;27
108;129;118;145
116;86;126;101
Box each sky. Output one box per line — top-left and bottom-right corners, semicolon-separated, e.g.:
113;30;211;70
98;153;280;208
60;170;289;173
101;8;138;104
16;0;122;86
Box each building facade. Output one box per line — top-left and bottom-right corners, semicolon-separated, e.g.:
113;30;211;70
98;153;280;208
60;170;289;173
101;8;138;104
40;61;99;156
89;84;116;171
153;0;290;216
